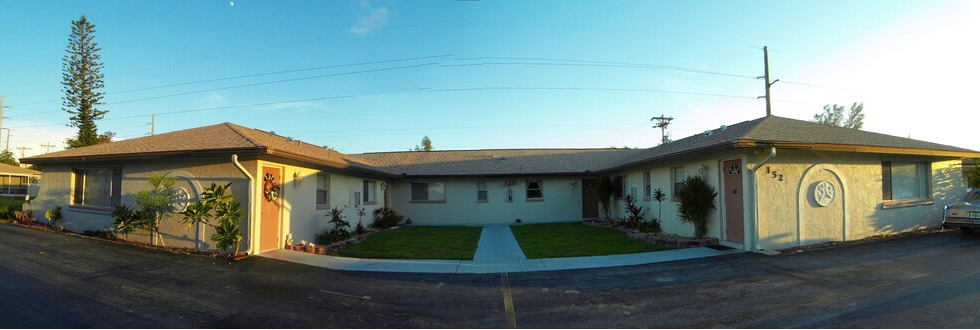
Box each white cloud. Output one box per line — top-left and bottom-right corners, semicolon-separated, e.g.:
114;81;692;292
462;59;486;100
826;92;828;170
349;6;389;35
2;120;76;160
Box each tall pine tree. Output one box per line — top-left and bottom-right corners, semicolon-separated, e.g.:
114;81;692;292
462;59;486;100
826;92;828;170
63;15;110;148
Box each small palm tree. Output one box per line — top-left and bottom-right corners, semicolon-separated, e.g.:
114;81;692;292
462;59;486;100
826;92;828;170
652;188;667;222
676;176;717;239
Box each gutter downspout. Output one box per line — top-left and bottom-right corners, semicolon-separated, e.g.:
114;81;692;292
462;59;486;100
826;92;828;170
232;154;256;256
749;147;776;251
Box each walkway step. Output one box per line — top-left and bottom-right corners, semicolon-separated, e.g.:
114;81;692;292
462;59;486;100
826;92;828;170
472;225;527;261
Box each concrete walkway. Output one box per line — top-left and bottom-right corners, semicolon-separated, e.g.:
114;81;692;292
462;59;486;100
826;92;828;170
261;224;743;273
472;225;527;261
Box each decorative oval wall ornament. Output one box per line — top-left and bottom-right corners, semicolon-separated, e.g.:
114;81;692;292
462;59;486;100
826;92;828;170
171;187;190;212
813;180;836;207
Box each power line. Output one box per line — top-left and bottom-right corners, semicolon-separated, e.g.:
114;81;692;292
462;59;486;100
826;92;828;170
6;55;451;112
445;56;757;80
428;86;758;100
104;63;435;106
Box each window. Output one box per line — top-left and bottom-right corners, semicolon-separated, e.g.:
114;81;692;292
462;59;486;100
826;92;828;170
526;180;543;200
316;173;329;209
882;161;930;201
363;180;377;204
671;166;685;200
613;176;626;198
643;171;652;199
72;168;122;208
477;181;488;202
411;182;445;202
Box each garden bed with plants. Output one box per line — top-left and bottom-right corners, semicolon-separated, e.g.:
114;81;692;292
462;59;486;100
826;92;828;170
591;174;722;249
511;223;672;259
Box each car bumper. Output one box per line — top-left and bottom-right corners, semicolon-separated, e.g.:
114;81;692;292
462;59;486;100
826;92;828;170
943;217;980;228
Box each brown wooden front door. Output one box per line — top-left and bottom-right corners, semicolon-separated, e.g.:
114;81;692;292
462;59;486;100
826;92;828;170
582;178;599;219
723;159;745;244
260;166;282;252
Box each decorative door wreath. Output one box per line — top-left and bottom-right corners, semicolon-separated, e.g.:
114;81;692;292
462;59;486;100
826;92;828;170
263;172;281;201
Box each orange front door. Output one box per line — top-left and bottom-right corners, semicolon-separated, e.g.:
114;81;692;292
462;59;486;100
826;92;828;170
723;159;745;244
260;166;282;252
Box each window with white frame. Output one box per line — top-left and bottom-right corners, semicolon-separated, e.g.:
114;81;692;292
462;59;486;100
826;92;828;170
72;168;122;208
526;180;544;200
316;173;329;209
363;180;377;204
477;181;488;202
411;182;446;202
882;161;930;201
643;171;652;199
671;166;685;200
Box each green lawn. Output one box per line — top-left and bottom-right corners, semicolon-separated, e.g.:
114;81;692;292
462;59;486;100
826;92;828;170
511;223;672;259
335;226;482;260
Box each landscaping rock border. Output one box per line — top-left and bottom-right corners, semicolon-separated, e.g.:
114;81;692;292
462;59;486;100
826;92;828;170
583;220;718;248
285;226;405;255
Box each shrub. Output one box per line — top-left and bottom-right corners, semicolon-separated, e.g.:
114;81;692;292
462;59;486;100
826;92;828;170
324;206;352;242
622;194;645;229
676;175;718;239
179;182;244;256
12;210;34;225
372;207;404;230
0;196;23;219
45;207;62;227
966;159;980;188
354;221;366;235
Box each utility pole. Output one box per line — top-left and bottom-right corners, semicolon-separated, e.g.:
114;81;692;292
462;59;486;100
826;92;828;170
148;114;155;135
3;128;10;152
650;115;674;145
40;142;55;153
757;46;779;117
15;146;31;159
0;95;5;151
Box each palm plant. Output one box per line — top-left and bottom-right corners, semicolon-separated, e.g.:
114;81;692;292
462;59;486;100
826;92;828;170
676;175;717;239
596;176;614;220
180;182;243;256
652;188;667;223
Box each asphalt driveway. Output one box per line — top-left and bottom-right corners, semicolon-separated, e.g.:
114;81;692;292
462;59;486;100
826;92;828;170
2;223;980;328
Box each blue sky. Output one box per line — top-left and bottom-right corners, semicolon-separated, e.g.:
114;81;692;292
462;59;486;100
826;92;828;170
1;0;977;159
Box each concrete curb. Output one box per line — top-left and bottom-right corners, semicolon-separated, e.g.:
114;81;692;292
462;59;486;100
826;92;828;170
260;247;744;274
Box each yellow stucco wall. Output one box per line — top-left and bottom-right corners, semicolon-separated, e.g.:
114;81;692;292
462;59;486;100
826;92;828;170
257;160;385;249
29;157;254;251
749;149;964;250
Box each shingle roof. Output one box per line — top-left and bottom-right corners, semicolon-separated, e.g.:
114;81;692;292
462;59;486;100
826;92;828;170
355;149;640;177
21;123;392;176
0;163;40;176
615;115;979;169
20;116;978;178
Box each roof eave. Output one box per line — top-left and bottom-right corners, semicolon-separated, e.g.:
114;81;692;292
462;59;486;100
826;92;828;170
600;141;741;173
395;171;597;179
740;140;980;159
266;148;398;178
21;147;266;165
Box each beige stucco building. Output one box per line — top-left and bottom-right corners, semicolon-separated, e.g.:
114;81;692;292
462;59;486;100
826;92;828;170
22;116;980;254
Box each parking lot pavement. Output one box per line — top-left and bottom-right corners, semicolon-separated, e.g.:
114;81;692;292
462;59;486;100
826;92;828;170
3;223;980;328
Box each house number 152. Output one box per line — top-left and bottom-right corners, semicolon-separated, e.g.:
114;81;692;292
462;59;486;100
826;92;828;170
765;166;784;182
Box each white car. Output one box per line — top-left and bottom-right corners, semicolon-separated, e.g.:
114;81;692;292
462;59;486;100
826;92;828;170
944;188;980;234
